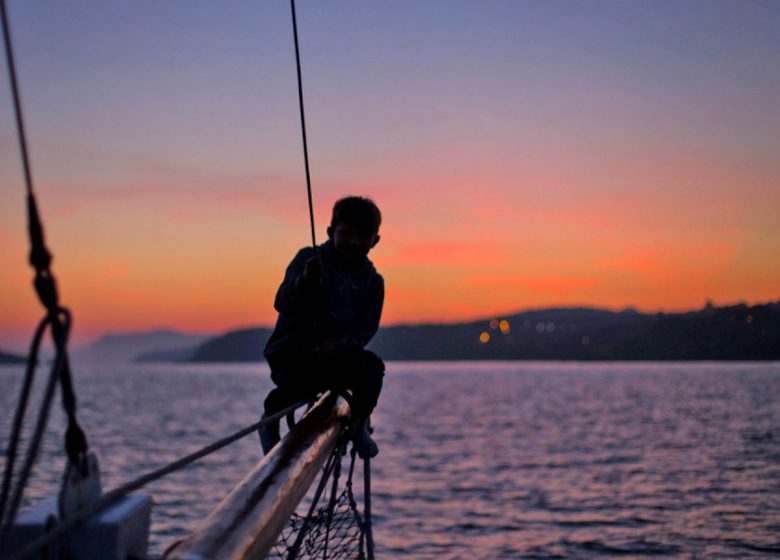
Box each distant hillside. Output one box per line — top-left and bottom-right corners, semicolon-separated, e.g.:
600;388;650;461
134;345;203;362
186;328;273;362
0;349;26;364
76;329;213;363
369;303;780;360
185;301;780;362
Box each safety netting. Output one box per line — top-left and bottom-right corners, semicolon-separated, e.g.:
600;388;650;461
269;448;373;560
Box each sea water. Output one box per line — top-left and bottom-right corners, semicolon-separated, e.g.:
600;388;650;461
1;361;779;558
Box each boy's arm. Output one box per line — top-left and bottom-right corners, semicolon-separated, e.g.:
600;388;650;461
326;274;384;353
274;248;316;314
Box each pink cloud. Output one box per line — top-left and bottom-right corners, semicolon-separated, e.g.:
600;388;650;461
465;274;600;296
381;240;509;267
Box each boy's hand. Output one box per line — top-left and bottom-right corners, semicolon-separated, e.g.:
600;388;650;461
302;255;322;285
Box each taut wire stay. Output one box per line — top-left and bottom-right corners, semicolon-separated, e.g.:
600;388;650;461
290;0;317;250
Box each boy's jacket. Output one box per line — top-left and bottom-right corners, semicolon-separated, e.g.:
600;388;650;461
264;240;384;359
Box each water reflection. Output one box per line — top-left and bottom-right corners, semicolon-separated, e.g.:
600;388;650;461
1;361;779;558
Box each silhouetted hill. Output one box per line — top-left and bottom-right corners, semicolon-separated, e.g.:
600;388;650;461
0;349;26;364
135;345;204;362
370;303;779;360
184;302;780;362
76;329;213;363
188;328;273;362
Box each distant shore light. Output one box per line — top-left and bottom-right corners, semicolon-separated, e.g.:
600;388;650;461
489;319;499;330
480;332;490;343
499;320;510;334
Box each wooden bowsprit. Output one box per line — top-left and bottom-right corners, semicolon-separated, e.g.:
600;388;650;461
165;392;350;560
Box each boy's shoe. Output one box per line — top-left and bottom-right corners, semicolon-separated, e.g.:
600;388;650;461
258;415;280;455
353;425;379;459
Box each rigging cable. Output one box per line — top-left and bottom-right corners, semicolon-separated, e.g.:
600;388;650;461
290;0;317;249
0;317;51;529
0;0;88;538
363;457;375;560
285;447;341;559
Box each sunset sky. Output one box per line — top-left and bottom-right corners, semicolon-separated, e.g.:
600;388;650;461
1;1;779;351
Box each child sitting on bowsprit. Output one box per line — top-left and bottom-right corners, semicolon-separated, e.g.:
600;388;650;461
259;196;385;459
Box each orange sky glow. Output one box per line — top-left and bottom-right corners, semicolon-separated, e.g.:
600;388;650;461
1;1;779;351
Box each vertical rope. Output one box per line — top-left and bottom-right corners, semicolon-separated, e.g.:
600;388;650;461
290;0;317;249
0;317;49;530
286;451;339;560
363;457;375;560
321;454;342;558
0;0;89;538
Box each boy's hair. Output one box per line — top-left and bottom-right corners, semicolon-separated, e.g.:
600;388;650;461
330;196;382;234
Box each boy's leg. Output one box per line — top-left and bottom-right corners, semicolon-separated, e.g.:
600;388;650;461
259;354;322;454
258;386;285;454
327;350;385;458
342;350;384;419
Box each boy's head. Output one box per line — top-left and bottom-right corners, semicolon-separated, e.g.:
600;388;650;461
327;196;381;264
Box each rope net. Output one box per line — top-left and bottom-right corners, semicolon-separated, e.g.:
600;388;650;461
269;448;372;560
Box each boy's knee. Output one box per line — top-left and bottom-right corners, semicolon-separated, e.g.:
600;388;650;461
360;351;385;377
360;352;384;396
264;388;285;415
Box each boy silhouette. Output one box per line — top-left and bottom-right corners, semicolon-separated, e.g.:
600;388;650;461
259;196;385;458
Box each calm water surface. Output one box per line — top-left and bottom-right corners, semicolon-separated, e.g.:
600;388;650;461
2;361;779;558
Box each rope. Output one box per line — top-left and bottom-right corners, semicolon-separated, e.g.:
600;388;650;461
289;0;317;249
322;446;344;557
0;316;50;528
0;0;33;198
0;312;75;543
286;448;342;559
1;326;62;536
363;457;375;560
1;0;85;448
0;0;89;535
2;400;310;560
